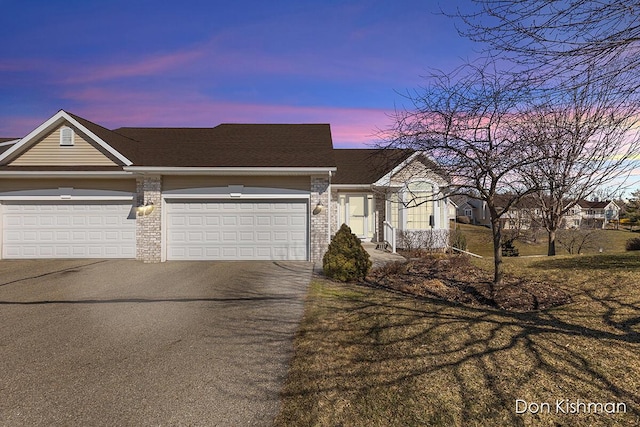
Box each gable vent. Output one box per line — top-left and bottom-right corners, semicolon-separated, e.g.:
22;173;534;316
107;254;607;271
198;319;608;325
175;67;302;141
60;127;75;146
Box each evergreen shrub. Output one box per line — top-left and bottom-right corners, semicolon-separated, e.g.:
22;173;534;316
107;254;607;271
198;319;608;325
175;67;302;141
625;237;640;251
323;224;372;282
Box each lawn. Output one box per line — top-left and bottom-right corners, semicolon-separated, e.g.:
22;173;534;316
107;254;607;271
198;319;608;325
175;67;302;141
456;223;638;257
275;253;640;426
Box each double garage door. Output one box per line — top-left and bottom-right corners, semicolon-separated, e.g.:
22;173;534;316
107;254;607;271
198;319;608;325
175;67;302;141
2;201;136;259
166;200;308;261
1;199;309;261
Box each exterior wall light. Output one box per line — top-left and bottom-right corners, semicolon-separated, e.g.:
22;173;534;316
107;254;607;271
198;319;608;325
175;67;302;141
136;202;155;217
313;202;325;215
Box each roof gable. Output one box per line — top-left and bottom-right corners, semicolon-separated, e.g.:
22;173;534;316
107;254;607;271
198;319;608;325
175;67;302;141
332;149;414;185
9;123;120;167
0;110;133;167
372;151;449;187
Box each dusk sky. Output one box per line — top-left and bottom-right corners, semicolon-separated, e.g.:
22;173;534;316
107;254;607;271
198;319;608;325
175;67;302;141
0;0;477;147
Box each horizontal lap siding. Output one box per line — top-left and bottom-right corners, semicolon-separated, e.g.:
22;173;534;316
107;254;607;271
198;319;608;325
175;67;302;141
9;125;117;166
162;176;310;192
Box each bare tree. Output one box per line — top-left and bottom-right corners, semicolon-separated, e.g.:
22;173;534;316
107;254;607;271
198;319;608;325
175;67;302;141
382;62;540;284
518;74;640;255
453;0;640;90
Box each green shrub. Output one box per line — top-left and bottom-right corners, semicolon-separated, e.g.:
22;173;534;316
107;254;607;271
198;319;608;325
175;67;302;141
625;237;640;251
501;240;519;257
323;224;372;282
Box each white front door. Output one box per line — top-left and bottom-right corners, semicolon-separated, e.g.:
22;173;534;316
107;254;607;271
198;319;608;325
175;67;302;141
342;195;375;239
347;195;366;237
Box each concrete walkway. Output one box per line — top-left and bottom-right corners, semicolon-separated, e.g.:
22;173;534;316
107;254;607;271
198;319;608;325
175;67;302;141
362;242;407;268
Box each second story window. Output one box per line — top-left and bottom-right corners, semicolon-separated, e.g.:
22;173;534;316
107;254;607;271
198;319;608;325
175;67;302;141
60;127;74;146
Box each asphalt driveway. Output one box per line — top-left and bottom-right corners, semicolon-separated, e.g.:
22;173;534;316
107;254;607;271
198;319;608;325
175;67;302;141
0;259;313;426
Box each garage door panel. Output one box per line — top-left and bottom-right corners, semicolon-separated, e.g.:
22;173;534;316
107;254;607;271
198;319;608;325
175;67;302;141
167;200;308;261
2;202;135;259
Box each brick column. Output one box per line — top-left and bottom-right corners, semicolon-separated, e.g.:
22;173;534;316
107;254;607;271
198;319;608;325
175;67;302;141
136;175;162;263
330;189;339;237
310;175;330;263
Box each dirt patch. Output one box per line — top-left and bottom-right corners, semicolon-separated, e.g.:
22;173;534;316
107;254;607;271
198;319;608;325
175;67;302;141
365;255;571;311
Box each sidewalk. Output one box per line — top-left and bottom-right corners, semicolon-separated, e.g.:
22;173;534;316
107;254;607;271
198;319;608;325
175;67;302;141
313;242;407;274
362;242;407;268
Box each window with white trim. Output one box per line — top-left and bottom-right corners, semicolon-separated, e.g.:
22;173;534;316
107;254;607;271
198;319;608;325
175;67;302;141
405;181;434;229
60;127;74;146
387;193;399;228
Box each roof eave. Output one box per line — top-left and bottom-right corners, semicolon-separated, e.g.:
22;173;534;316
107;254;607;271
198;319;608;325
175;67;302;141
123;166;337;176
0;170;133;178
0;110;133;166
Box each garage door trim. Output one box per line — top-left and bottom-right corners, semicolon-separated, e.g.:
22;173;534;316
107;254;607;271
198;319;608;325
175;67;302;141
162;194;310;262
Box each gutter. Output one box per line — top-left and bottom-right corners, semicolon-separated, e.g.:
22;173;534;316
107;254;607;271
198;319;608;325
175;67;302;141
123;166;337;176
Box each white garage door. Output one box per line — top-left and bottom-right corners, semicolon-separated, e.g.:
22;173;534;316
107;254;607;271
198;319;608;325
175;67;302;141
167;200;308;260
2;201;136;259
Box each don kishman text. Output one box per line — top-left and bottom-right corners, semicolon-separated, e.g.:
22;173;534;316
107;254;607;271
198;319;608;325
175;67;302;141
516;399;627;415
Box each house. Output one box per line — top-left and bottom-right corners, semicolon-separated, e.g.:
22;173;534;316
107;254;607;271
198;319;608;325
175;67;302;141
0;110;450;262
451;193;620;231
572;199;620;229
331;149;451;251
450;195;488;226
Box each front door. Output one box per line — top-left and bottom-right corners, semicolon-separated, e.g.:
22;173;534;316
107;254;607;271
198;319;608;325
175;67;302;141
347;195;366;237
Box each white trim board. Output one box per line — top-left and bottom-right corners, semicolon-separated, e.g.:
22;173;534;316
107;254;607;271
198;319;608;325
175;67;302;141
0;110;133;166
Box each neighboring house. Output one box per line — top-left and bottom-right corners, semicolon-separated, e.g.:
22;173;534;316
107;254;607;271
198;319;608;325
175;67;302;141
573;199;620;229
491;196;620;230
0;110;449;262
450;195;488;226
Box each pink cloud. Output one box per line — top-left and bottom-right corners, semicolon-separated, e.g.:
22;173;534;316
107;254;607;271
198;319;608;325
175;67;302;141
63;49;205;84
7;87;393;146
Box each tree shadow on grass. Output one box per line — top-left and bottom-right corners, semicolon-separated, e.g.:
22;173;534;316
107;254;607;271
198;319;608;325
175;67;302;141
530;253;640;270
276;276;640;427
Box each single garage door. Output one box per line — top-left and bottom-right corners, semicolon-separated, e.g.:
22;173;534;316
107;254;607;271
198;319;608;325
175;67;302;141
2;201;136;259
166;200;308;260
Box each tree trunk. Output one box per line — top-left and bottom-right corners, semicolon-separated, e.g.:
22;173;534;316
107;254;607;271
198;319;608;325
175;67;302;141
547;229;557;256
491;217;503;285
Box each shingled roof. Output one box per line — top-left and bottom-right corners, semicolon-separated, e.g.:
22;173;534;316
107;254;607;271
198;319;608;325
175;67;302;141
115;124;335;168
332;149;414;184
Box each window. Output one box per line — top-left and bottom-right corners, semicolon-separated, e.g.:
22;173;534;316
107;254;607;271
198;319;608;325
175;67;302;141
387;193;399;228
60;127;74;146
405;181;434;229
464;208;472;217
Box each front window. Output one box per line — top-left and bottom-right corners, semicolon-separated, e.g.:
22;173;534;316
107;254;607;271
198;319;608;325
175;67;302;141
387;193;400;228
405;181;434;229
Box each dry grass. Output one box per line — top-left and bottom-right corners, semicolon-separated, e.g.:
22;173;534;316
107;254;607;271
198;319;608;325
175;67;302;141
457;223;638;258
275;253;640;426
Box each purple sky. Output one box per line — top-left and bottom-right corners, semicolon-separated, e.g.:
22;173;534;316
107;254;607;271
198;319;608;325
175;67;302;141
0;0;478;147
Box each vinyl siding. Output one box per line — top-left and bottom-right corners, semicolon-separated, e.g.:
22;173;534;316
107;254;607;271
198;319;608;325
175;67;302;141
162;175;310;192
0;178;135;193
9;125;118;166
